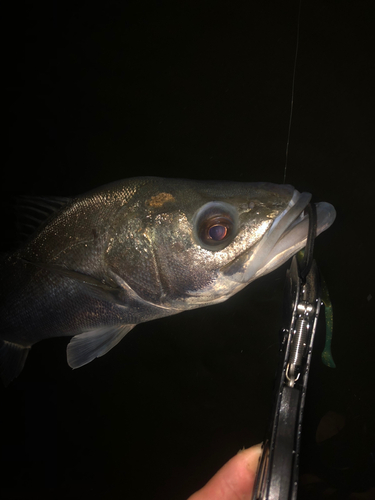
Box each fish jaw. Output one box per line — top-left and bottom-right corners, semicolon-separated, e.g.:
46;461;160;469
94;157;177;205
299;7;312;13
222;190;336;285
253;201;336;280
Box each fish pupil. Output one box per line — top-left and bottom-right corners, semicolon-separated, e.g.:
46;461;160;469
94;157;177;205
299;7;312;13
209;224;228;241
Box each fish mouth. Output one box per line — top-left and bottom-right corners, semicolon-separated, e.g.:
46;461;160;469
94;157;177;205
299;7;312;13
224;190;336;284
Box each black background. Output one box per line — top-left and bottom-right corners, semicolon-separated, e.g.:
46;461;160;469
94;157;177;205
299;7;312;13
2;1;374;499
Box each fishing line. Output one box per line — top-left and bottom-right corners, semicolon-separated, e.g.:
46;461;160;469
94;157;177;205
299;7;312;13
283;0;302;184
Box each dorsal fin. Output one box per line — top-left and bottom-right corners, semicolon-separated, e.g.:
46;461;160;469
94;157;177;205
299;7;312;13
14;195;71;242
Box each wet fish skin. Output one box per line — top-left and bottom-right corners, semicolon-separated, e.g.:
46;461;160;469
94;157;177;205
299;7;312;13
0;177;336;385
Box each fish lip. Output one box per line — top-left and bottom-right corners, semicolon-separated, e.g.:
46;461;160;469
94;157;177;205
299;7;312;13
256;200;336;278
223;190;335;284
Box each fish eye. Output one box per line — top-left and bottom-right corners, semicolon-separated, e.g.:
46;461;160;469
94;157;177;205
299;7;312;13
193;202;238;251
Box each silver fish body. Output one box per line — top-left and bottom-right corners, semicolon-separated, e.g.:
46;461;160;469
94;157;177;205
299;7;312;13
0;177;336;385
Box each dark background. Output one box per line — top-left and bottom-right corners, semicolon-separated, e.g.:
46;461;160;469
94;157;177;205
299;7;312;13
2;1;374;499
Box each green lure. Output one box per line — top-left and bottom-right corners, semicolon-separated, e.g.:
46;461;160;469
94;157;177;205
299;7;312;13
320;274;336;368
296;251;336;368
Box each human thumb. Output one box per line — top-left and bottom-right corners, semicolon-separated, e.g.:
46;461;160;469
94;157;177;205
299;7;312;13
187;443;262;500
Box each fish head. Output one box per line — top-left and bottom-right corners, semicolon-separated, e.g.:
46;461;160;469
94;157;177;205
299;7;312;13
105;178;336;310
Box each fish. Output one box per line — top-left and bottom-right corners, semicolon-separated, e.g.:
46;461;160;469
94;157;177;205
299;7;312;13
0;177;336;386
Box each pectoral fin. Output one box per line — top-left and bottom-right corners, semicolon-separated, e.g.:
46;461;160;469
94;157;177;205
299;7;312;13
0;340;30;387
67;324;135;369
